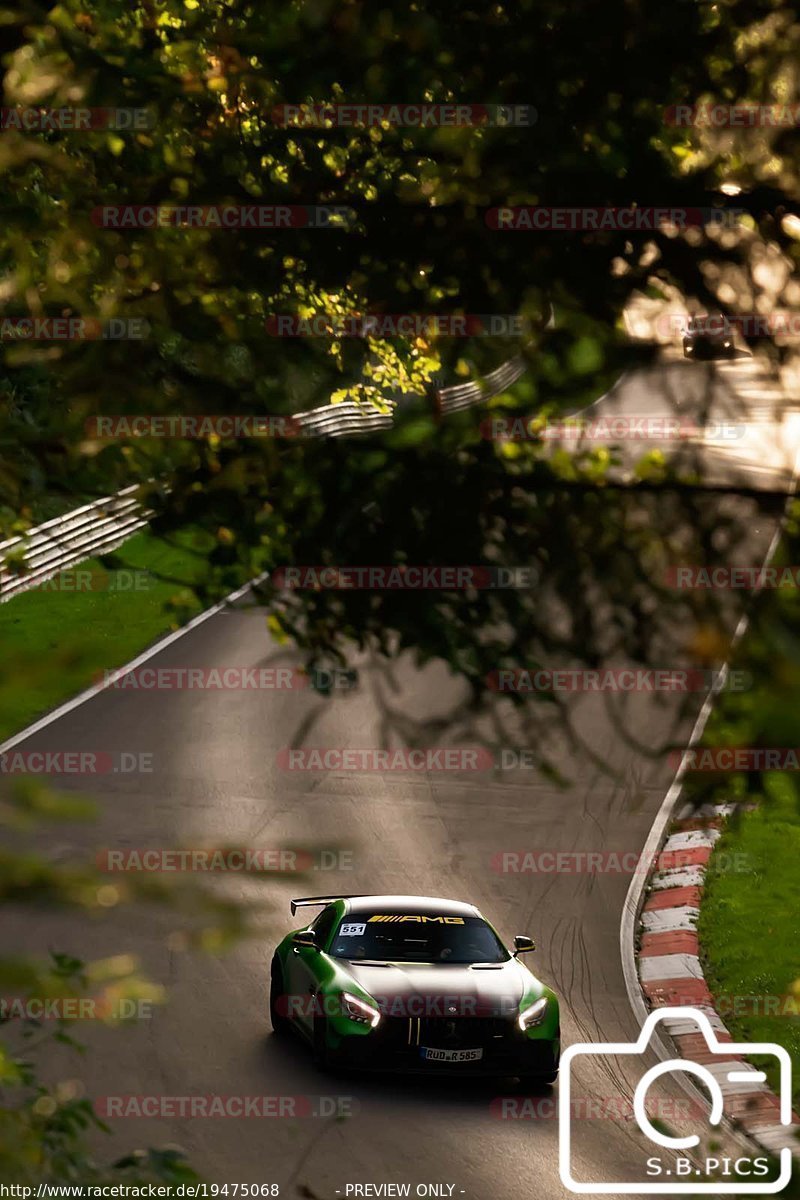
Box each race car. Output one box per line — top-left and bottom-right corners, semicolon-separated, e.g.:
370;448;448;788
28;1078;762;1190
682;314;735;359
269;893;560;1083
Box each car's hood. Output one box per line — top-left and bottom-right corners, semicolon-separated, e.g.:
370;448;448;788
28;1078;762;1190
341;959;531;1019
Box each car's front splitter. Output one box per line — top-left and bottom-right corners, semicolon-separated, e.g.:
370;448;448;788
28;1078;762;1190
327;1017;559;1077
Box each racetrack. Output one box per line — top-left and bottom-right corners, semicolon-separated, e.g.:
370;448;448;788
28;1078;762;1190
3;354;797;1198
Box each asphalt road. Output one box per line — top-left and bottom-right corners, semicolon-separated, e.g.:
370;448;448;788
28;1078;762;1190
3;353;796;1199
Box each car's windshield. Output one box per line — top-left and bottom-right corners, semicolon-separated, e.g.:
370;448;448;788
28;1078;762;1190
329;913;509;964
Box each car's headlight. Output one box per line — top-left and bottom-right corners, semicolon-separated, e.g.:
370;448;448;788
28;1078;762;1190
518;996;548;1030
341;991;381;1027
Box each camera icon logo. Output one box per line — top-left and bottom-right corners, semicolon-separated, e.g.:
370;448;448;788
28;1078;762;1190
559;1006;793;1193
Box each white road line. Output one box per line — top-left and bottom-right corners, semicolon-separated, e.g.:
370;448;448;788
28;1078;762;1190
640;954;703;981
0;573;268;757
755;1124;800;1150
661;1010;728;1036
640;906;700;933
705;1062;770;1095
662;829;720;853
651;867;706;889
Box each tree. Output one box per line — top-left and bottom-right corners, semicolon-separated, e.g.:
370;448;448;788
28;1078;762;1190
1;1;796;681
2;0;800;1180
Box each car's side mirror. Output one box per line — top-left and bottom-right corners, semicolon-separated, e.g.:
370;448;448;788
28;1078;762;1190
513;934;536;956
292;929;318;950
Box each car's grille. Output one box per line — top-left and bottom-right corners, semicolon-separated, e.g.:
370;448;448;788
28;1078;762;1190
420;1016;510;1047
378;1015;512;1050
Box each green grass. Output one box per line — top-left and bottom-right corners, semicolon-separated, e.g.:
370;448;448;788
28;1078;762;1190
698;793;800;1103
683;521;800;1109
0;529;218;743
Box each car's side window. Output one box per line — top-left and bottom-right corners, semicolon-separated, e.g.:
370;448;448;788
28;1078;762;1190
311;905;338;950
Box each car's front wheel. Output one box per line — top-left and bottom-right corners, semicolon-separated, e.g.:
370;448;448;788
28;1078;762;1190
514;1071;557;1090
313;1014;331;1070
269;957;291;1037
516;1032;559;1088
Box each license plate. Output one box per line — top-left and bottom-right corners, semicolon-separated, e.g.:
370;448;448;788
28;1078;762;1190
420;1046;483;1063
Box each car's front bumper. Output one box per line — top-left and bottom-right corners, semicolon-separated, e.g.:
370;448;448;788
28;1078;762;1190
683;335;734;358
327;1014;559;1077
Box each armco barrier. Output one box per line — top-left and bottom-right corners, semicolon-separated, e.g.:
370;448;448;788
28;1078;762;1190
0;353;529;599
294;353;527;437
0;485;149;602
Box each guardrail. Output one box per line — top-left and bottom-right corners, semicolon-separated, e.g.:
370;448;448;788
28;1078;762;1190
0;352;528;601
0;485;150;603
294;353;526;437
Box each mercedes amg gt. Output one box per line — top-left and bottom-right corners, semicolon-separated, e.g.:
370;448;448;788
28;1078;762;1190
269;894;560;1083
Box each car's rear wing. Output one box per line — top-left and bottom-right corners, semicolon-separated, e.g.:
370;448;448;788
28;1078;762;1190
290;894;368;917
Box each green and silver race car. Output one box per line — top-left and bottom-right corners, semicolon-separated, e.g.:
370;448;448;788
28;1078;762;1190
269;893;560;1082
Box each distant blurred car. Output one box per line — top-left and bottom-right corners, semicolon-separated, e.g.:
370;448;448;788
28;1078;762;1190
683;315;735;359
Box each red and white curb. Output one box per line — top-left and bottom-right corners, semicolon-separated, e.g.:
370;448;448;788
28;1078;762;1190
637;801;800;1159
